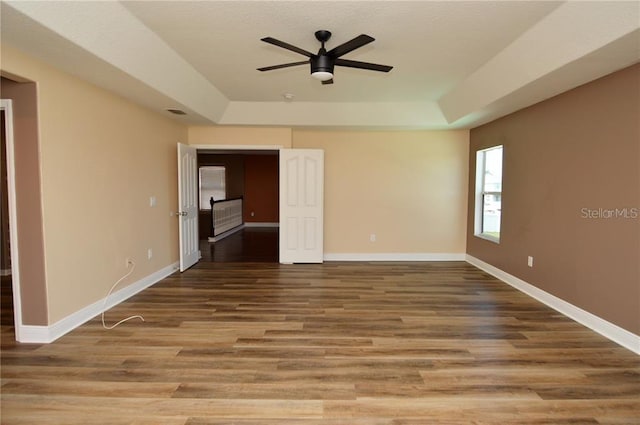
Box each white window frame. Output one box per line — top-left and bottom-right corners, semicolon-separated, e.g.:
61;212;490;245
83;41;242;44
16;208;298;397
474;145;503;243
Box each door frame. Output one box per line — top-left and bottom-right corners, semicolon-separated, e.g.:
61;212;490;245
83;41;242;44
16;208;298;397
190;145;284;152
1;99;25;340
188;144;283;262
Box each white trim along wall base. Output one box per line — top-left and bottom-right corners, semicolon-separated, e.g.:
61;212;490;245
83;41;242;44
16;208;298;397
17;262;179;344
244;222;279;228
17;254;639;353
324;253;466;261
466;255;640;355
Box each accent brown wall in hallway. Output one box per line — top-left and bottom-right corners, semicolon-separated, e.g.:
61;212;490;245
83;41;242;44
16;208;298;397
243;154;278;223
467;64;640;334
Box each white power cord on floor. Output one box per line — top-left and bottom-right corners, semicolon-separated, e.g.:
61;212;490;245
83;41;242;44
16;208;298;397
101;259;145;329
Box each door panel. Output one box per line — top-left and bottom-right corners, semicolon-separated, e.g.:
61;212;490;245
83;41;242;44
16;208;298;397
279;149;324;264
304;217;316;250
178;143;199;271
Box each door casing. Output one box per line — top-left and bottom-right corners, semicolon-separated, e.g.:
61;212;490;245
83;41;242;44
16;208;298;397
186;145;324;265
1;99;24;340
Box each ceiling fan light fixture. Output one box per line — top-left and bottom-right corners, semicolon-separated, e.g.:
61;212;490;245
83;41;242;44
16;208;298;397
258;30;392;84
311;71;333;81
311;54;334;81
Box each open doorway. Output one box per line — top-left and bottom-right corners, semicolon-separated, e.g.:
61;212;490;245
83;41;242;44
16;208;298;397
196;149;279;263
1;108;14;331
1;76;49;343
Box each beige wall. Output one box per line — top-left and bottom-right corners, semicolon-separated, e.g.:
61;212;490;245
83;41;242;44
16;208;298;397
1;44;186;324
188;126;469;255
293;130;469;254
188;126;292;147
467;64;640;335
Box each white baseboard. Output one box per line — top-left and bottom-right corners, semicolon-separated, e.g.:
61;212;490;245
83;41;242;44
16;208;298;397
466;255;640;355
324;253;466;262
17;262;179;344
208;224;245;242
244;222;279;228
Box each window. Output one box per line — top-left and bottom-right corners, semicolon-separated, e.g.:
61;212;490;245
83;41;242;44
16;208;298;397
475;145;503;242
199;166;226;210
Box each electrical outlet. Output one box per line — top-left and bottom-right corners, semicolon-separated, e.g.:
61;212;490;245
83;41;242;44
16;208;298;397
149;196;157;207
370;234;376;242
147;248;153;260
527;256;534;267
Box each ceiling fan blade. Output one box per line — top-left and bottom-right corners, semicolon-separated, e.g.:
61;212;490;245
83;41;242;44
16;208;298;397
335;58;393;73
327;34;375;58
257;61;308;72
321;78;334;85
261;37;314;58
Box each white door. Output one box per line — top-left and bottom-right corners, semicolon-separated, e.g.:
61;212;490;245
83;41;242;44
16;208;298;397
279;149;324;264
177;143;199;271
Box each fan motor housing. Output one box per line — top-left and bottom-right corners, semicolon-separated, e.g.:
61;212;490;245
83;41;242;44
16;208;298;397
311;55;334;74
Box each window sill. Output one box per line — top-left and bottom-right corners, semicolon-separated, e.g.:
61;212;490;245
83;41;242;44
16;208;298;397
475;233;500;244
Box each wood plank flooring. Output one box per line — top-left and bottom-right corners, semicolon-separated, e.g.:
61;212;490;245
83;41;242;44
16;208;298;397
1;262;639;424
200;228;279;262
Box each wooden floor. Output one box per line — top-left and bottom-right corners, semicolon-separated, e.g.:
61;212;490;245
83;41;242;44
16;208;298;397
1;262;639;424
200;227;279;263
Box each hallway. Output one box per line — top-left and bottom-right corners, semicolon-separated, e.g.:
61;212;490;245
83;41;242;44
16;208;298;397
199;227;278;263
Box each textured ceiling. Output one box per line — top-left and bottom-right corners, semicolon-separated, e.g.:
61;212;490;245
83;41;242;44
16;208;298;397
1;1;639;129
121;1;560;102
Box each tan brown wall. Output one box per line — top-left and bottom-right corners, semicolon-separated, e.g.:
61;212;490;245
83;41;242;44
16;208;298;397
244;154;279;223
0;77;48;325
1;44;187;325
293;130;469;254
467;64;640;335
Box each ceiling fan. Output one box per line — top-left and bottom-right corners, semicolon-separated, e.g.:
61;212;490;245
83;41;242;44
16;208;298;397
257;30;393;85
